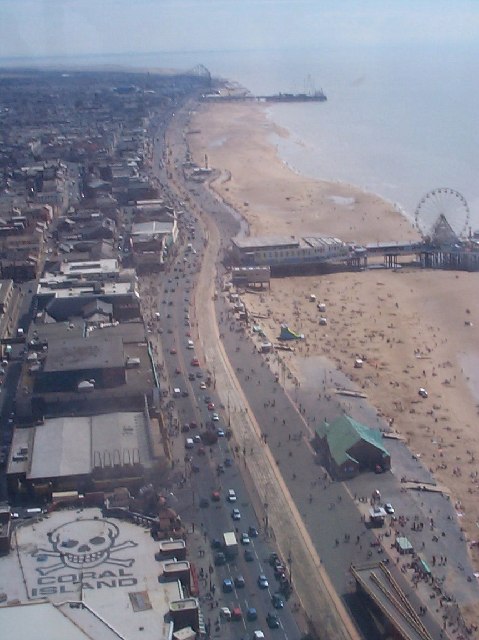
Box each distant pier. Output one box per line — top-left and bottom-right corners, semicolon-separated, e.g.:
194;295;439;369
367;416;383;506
201;90;327;103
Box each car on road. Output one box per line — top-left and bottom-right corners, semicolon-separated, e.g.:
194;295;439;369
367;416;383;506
384;502;395;514
193;435;201;443
266;613;280;629
170;348;177;355
211;490;221;502
220;607;231;621
191;358;199;366
271;593;284;609
224;457;233;467
216;428;225;437
244;548;254;562
227;489;237;502
240;533;250;545
200;382;207;389
248;526;259;537
188;373;195;381
214;552;226;566
207;402;215;410
231;508;241;521
212;413;220;422
211;539;222;549
181;424;190;433
418;387;428;398
258;574;269;589
189;421;198;429
181;390;189;397
234;575;245;588
223;578;233;593
231;607;242;621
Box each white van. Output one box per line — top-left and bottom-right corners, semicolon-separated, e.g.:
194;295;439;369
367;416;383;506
187;340;194;350
185;438;194;449
253;632;265;640
173;388;181;397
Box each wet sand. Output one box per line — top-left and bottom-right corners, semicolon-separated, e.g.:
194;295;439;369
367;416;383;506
188;101;479;573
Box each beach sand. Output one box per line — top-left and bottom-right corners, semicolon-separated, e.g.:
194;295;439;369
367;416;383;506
188;102;479;569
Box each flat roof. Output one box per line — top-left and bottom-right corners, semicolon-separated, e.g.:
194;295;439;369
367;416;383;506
8;412;151;480
0;509;179;640
60;259;119;276
43;334;124;372
131;221;174;236
37;279;134;298
232;236;299;250
30;416;91;478
0;602;92;640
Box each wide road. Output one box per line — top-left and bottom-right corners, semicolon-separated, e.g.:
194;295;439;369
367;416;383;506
142;217;303;640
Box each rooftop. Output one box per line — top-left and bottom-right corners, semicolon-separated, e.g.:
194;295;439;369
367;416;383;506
0;508;179;640
42;334;124;372
7;412;152;479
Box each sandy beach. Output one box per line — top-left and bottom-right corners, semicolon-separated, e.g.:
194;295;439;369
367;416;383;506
188;102;479;568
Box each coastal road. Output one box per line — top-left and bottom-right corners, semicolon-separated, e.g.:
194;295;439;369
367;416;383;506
159;103;362;640
141;217;303;640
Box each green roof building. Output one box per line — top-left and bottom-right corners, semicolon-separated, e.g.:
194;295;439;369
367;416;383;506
315;415;390;480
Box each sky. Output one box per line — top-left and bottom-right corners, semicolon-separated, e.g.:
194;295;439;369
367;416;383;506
1;0;479;60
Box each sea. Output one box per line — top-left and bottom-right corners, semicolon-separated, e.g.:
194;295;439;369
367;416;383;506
3;44;479;230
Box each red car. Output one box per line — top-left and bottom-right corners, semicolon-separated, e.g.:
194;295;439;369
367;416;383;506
191;358;199;367
207;402;215;410
170;348;177;355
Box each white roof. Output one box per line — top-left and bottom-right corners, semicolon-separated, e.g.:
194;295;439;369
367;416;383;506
0;602;91;640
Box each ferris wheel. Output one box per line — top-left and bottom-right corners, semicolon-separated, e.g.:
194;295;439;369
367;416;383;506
415;188;470;242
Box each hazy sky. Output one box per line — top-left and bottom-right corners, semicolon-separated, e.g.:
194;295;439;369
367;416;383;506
1;0;479;59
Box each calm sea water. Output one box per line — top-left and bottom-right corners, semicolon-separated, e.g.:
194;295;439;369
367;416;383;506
3;45;479;228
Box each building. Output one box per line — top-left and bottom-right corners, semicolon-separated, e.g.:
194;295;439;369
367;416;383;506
6;411;160;497
230;234;350;271
0;508;183;640
16;322;157;420
0;279;20;357
314;415;390;479
130;220;178;273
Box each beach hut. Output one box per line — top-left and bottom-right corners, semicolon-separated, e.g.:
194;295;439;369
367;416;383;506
395;536;414;555
314;415;391;480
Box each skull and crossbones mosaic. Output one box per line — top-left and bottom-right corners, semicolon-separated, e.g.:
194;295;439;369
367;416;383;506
32;519;138;576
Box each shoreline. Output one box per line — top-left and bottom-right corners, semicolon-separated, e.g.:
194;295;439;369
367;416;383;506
266;120;418;234
188;99;479;576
